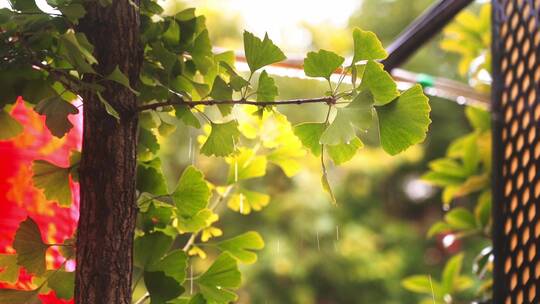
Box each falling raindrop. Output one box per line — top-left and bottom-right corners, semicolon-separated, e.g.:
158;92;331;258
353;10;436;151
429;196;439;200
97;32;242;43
234;159;238;183
190;264;194;294
239;193;244;214
336;225;339;241
188;136;193;162
316;231;320;251
277;239;280;255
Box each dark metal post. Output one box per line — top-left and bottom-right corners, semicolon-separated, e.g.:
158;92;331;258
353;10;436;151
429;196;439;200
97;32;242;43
381;0;474;71
492;1;540;303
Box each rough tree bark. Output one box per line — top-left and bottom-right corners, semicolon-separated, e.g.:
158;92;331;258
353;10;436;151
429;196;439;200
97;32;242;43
75;0;142;302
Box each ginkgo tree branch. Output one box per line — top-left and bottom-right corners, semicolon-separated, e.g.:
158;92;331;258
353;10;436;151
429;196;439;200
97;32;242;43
137;96;336;112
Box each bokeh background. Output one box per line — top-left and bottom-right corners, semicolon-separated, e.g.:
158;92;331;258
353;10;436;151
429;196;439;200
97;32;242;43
152;0;487;303
0;0;490;303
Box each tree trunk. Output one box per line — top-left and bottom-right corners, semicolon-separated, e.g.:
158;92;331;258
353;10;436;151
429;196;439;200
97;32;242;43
75;0;141;303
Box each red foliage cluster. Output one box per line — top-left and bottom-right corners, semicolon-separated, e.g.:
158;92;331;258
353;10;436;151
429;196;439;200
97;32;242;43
0;98;81;303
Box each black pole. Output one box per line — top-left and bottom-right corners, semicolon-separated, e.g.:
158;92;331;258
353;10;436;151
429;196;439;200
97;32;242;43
381;0;475;71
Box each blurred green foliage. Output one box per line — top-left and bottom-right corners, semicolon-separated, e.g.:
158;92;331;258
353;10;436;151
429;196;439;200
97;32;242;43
151;0;490;303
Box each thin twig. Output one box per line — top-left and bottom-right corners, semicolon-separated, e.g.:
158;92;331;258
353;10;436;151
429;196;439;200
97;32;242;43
137;96;336;112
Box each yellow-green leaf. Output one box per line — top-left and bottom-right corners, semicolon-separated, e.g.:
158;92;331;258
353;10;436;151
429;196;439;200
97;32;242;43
303;49;344;80
217;231;265;264
32;160;72;207
201;121;241;157
352;28;388;63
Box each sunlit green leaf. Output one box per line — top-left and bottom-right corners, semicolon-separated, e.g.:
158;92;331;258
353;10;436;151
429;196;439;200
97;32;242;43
226;149;267;184
217;232;264;264
352;28;388;63
172;166;210;217
174;104;201;128
293;122;326;156
243;31;286;72
376;84;431;155
227;189;270;215
303;49;344;80
197;253;241;303
444;208;476;231
176;208;218;233
219;62;249;92
327;137;363;165
360;60;399;106
402;275;442;295
210;76;233;116
320;110;356;145
465;106;490;132
442;253;464;294
201;121;241;157
257;70;278;101
192;29;214;74
346;90;375;130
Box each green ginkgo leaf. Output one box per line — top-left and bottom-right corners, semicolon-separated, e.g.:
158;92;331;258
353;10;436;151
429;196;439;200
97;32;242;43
257;70;278;101
32;160;72;207
360;60;399;106
197;253;241;303
172;166;210;217
243;31;286;72
163;19;180;46
226;149;267;184
227;189;270;215
293;122;326;156
13;217;49;275
352;28;388;63
303;49;344;80
144;271;185;304
134;232;173;269
0;254;20;284
201;121;241;157
175;208;217;233
147;250;188;283
47;271;75;300
320;110;356;145
217;232;265;264
34;96;79;138
105;65;139;95
376;84;431;155
0;110;23;140
327;137;363;165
